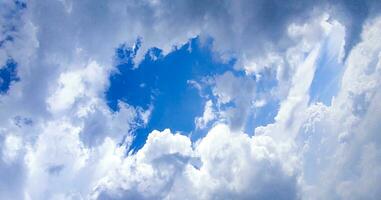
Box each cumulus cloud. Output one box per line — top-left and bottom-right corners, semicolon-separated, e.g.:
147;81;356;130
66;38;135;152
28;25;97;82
297;16;381;199
92;14;381;200
0;0;381;199
92;124;298;200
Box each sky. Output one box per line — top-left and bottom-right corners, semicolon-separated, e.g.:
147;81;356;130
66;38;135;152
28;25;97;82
0;0;381;199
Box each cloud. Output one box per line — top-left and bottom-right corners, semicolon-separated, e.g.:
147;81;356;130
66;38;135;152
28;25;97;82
0;0;380;199
211;71;257;130
20;0;380;75
94;14;381;200
92;124;298;200
298;16;381;199
195;100;216;129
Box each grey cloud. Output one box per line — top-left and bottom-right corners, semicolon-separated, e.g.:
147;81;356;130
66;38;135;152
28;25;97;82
0;0;381;199
329;0;381;60
212;71;257;130
25;0;379;72
1;0;376;125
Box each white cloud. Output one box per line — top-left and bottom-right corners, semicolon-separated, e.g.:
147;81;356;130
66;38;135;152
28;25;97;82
25;120;89;199
195;100;216;129
46;60;107;114
89;14;381;200
0;0;381;199
211;71;256;130
92;124;298;200
297;16;381;199
91;129;194;199
2;134;23;164
93;17;381;198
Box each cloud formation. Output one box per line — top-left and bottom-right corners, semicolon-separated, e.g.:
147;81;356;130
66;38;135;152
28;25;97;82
0;0;381;199
93;124;298;200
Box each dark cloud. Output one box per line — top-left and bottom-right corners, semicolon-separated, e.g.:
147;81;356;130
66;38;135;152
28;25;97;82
329;0;381;60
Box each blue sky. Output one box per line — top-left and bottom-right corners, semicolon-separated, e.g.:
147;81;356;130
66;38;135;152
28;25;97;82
1;0;381;199
106;37;282;152
309;31;345;106
0;59;19;94
107;38;231;151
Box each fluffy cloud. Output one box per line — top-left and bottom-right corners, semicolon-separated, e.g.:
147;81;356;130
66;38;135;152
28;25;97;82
0;0;381;199
92;124;298;200
297;16;381;199
92;15;381;200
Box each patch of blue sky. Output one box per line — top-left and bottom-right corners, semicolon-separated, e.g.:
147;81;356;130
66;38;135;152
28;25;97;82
309;32;345;106
0;59;19;94
107;37;284;151
246;98;279;135
106;37;233;152
246;68;279;134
